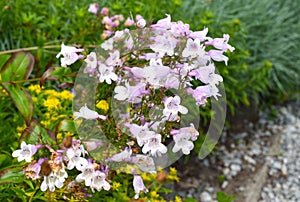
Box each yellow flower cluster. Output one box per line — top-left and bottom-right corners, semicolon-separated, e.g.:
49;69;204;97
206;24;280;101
111;182;121;191
167;167;180;182
28;84;42;94
96;100;109;112
43;96;61;111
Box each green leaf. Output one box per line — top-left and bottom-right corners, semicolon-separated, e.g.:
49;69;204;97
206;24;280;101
2;84;33;125
40;66;72;87
56;119;77;134
1;52;34;82
0;54;11;70
0;167;24;184
216;192;236;202
0;154;13;170
184;197;198;202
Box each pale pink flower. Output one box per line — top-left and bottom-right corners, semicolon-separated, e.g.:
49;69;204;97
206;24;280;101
75;159;95;187
142;133;167;157
163;95;188;121
74;104;107;120
206;50;229;65
151;14;172;29
12;142;41;162
182;38;205;58
189;63;223;85
132;169;148;199
205;34;235;52
56;43;84;67
91;170;110;192
105;147;132;162
97;62;118;84
137;18;146;28
124;18;135;26
88;3;98;15
188;27;208;41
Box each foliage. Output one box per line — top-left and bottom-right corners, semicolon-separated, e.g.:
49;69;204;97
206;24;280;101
180;0;300;104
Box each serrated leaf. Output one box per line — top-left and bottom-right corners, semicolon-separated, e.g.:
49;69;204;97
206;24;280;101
1;52;34;82
2;84;33;125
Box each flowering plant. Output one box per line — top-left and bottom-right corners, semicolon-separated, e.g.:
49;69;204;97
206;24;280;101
9;7;234;201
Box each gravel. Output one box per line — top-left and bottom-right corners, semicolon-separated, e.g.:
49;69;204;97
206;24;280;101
174;99;300;202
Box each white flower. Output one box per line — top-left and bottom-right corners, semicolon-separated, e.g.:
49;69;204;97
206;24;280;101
56;43;84;67
129;155;156;173
55;164;68;183
182;38;205;58
101;37;114;50
172;133;194;155
74;104;107;120
40;172;64;192
66;148;88;171
143;58;171;87
114;82;147;103
75;161;95;187
12;141;39;162
97;62;118;84
137;18;146;28
84;52;98;74
163;95;188;121
142;133;167;157
127;123;152;146
106;50;122;67
91;170;110;192
190;63;223;85
150;32;176;56
171;124;199;155
105;147;132;162
133;173;148;199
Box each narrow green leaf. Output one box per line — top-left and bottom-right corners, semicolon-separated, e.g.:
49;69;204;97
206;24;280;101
2;84;33;125
1;52;34;82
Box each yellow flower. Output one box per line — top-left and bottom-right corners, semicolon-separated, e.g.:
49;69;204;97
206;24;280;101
32;96;38;103
175;196;182;202
59;90;73;100
41;120;51;127
57;132;63;141
111;182;121;191
44;89;60;97
28;84;42;94
44;96;61;110
150;191;159;198
167;167;180;182
141;172;156;181
96;100;109;112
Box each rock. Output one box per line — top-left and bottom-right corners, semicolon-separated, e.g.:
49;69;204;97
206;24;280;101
244;155;256;165
230;163;242;172
200;191;212;202
281;164;288;176
221;181;228;189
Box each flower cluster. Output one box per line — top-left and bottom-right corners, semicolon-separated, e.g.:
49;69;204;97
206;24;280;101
12;139;110;194
75;13;234;164
13;12;234;200
70;14;234;199
88;3;146;39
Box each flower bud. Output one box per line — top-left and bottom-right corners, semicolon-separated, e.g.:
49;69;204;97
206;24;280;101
41;161;52;176
156;170;168;183
63;136;73;148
